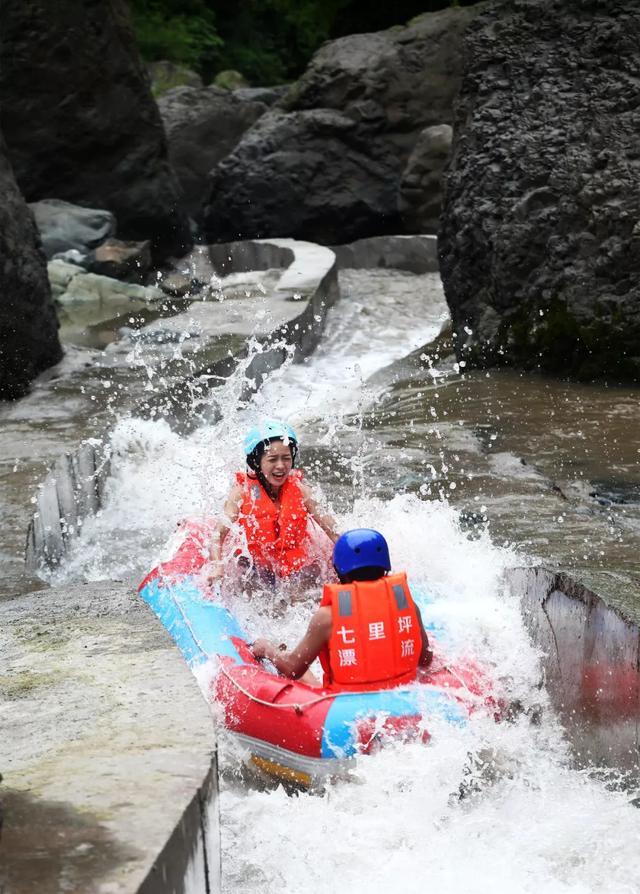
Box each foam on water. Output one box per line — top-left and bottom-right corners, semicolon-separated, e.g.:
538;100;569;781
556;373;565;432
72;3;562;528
254;269;449;427
51;269;640;892
221;723;640;894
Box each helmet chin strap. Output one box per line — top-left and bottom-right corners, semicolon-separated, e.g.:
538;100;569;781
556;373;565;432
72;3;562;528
255;467;277;500
247;455;278;500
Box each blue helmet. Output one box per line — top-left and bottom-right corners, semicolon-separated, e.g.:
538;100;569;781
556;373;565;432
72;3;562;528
333;529;391;577
243;420;298;456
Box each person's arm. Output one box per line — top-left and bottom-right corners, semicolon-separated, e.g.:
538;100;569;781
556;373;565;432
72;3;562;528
416;606;434;667
208;483;242;580
299;481;340;543
251;606;332;679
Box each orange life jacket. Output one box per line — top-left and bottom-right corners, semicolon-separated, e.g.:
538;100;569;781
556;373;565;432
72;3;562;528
318;572;421;692
236;469;309;577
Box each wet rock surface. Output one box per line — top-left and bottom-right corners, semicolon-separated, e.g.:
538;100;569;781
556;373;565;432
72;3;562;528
439;0;640;382
203;6;480;242
157;85;267;219
0;134;62;400
0;0;191;260
50;262;164;307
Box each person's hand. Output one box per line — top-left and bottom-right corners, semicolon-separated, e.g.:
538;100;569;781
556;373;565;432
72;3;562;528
250;638;274;660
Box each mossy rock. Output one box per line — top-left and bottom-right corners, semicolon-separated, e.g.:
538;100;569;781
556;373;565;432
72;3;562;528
213;69;249;91
148;61;203;97
461;298;640;382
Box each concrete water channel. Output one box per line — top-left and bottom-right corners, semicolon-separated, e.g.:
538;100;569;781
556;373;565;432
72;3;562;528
2;234;640;892
1;236;342;893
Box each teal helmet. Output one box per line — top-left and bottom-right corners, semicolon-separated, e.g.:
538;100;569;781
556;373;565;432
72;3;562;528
243;420;299;471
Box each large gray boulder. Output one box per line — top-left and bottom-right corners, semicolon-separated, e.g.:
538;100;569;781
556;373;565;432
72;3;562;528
205;108;401;243
439;0;640;382
157;86;267;219
399;124;453;233
0;0;191;260
0;134;62;399
203;6;481;243
29;199;115;259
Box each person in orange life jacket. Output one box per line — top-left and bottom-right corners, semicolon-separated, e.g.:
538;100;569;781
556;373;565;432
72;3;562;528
208;420;339;588
251;529;433;687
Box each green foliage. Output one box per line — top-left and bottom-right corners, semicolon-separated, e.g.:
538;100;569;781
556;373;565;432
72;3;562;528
204;0;347;84
129;0;480;84
129;0;221;71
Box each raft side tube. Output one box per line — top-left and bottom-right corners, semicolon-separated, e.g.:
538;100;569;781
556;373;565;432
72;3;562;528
139;575;246;668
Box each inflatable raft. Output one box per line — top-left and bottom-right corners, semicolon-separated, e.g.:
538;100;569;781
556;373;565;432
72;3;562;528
138;521;493;787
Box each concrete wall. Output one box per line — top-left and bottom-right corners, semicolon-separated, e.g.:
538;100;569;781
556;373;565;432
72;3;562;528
0;582;221;894
506;567;640;778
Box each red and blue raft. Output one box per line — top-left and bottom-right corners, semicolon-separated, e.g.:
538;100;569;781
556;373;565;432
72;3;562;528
138;521;495;787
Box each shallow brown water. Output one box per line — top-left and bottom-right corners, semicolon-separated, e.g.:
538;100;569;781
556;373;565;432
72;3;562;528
358;356;640;619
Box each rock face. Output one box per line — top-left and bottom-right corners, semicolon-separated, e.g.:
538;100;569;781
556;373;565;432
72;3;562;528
0;0;191;260
399;124;453;233
0;135;62;399
439;0;640;382
206;108;402;243
233;86;289;107
157;86;267;219
29;199;116;260
203;6;480;243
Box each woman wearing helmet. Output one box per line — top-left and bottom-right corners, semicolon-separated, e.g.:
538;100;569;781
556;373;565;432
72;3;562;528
208;420;339;590
251;528;433;687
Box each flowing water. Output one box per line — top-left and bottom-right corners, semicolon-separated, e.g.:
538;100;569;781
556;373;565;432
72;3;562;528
3;267;640;891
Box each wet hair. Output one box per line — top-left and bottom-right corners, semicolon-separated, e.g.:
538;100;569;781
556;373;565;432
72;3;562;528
338;566;386;584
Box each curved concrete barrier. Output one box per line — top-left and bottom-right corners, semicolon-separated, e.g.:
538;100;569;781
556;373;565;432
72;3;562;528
26;237;338;571
149;238;338;427
27;235;444;570
0;582;220;893
25;440;109;570
506;567;640;778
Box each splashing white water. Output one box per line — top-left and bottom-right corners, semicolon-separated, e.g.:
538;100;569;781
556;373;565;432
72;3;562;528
51;268;640;892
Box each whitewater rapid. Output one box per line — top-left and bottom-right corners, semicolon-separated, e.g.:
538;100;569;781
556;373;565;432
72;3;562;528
50;268;640;893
